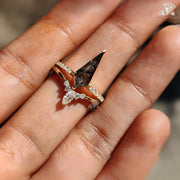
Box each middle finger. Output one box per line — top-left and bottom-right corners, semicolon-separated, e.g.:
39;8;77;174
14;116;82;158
0;0;178;178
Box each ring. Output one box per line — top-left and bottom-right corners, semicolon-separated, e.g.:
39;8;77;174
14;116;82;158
52;50;106;107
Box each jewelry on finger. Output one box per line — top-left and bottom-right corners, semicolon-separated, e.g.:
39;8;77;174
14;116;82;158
52;50;106;106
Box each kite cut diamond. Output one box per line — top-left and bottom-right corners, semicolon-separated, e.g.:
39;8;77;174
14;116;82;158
74;51;105;88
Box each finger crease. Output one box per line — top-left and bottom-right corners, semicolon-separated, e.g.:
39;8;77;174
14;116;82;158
98;107;123;133
76;127;104;160
75;122;112;161
0;48;36;92
111;19;139;49
43;15;76;49
58;23;77;48
121;75;153;105
89;121;112;147
0;145;15;160
7;124;44;159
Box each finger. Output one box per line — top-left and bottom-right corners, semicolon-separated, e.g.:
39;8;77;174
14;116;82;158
66;0;179;92
97;109;170;180
31;25;180;180
0;0;178;178
0;0;121;122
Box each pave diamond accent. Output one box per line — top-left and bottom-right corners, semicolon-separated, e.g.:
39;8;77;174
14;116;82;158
57;62;72;74
88;85;104;103
62;80;86;105
80;94;86;99
64;80;71;92
75;93;80;100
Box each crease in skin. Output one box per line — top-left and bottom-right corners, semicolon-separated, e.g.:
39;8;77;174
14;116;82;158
75;123;111;161
42;15;77;49
120;75;153;105
0;48;36;92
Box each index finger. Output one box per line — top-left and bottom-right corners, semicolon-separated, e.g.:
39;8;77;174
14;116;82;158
0;0;122;122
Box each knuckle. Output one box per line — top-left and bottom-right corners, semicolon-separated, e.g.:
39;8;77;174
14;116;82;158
41;14;76;48
75;114;116;160
0;47;36;91
121;75;153;105
1;124;44;161
109;13;139;49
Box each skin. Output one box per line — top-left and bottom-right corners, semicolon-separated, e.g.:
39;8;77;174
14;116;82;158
0;0;179;179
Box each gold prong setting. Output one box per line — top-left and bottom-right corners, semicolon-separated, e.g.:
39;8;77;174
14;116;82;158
88;85;104;103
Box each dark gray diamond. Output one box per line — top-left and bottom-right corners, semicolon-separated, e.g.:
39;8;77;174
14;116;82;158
74;51;105;88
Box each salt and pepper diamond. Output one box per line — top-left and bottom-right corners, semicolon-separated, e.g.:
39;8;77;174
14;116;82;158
74;50;106;88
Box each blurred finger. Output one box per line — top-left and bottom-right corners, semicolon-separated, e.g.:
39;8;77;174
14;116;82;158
97;109;170;180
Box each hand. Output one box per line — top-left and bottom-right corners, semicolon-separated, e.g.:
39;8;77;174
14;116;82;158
0;0;179;179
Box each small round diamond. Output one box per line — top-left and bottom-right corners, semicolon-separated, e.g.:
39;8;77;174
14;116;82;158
65;87;71;91
64;66;68;71
89;87;94;92
67;68;72;74
80;94;85;99
99;96;104;102
64;81;69;86
56;62;61;66
75;93;80;100
94;90;98;96
60;63;64;68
